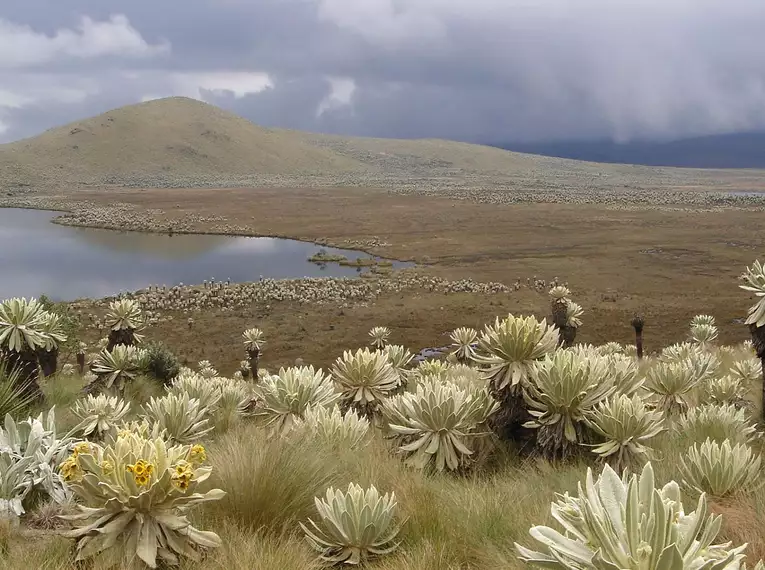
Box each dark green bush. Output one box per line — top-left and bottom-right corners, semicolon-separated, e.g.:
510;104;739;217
144;342;181;385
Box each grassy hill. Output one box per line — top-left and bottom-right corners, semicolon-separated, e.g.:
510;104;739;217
0;97;366;188
1;96;763;193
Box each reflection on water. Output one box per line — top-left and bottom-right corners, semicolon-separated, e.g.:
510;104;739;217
0;209;407;301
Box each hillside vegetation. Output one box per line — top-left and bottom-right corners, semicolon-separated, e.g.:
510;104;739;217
2;97;764;193
0;264;764;569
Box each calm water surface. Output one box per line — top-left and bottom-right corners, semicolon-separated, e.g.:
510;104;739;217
0;209;408;301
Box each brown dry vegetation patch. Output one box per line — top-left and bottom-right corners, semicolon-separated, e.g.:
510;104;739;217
64;186;763;360
711;497;765;563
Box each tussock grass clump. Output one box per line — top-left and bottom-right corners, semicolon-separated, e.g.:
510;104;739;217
204;423;349;534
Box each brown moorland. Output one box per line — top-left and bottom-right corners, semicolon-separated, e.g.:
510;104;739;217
52;185;763;372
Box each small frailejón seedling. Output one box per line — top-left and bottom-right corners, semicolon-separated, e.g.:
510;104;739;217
677;403;760;446
71;394;131;441
167;369;223;411
300;483;404;565
0;409;71;519
254;365;340;436
381;378;498;471
515;462;757;570
643;360;700;416
104;298;144;350
585;393;665;472
142;392;214;445
60;433;224;568
523;351;614;458
89;344;148;393
449;327;478;363
368;326;391;350
331;348;400;418
679;438;762;497
704;375;749;407
294;404;370;449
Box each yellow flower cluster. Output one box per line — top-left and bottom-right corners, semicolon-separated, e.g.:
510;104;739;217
59;442;94;481
72;442;92;458
189;444;207;464
126;459;155;487
60;456;81;482
171;460;194;491
101;460;114;475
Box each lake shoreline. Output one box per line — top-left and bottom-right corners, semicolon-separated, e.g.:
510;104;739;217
0;207;413;301
0;199;407;263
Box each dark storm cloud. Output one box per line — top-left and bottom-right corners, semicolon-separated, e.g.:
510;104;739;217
2;0;765;143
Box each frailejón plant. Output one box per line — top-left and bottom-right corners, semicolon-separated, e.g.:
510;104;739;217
677;403;760;446
295;404;370;449
449;327;478;363
332;349;399;416
586;393;665;472
523;351;614;457
679;438;762;497
516;462;753;570
381;379;498;471
300;483;404;565
142;392;213;445
368;326;391;350
71;394;131;441
474;314;559;391
255;366;340;436
61;433;224;568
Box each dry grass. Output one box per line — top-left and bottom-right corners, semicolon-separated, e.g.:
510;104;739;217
712;495;765;562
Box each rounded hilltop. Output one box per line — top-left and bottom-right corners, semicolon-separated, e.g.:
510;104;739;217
0;96;367;187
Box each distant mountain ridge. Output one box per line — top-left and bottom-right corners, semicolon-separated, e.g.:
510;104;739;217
490;132;765;169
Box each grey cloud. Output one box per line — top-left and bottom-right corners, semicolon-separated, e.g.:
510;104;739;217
2;0;765;143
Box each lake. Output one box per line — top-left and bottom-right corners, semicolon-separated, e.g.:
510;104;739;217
0;209;408;301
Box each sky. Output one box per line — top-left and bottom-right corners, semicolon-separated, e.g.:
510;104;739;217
2;0;765;144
